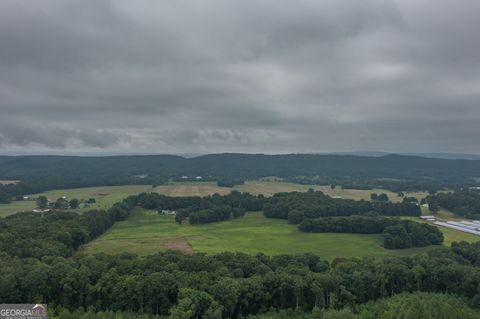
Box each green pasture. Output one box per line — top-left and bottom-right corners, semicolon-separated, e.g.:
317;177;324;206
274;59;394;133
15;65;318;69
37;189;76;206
82;210;444;260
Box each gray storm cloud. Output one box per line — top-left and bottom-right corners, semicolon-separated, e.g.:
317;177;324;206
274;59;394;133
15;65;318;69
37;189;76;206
0;0;479;154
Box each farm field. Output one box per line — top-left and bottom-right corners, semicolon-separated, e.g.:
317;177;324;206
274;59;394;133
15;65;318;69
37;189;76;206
154;180;426;201
0;180;425;217
0;185;153;217
82;210;444;260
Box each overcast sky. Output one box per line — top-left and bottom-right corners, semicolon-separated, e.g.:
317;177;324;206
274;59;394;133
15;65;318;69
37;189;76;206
1;0;479;155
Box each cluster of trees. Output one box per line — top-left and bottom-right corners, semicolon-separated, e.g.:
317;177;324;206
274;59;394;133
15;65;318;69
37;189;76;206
0;200;134;258
382;221;443;248
429;191;480;219
263;191;420;224
133;191;265;224
36;196;82;210
216;178;245;188
298;216;443;249
370;193;389;202
299;215;397;234
3;243;480;318
188;206;246;224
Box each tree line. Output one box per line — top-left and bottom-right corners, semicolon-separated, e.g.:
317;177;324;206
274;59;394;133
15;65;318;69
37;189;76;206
134;191;265;224
298;215;443;249
133;190;421;226
263;190;421;224
428;191;480;219
0;199;134;259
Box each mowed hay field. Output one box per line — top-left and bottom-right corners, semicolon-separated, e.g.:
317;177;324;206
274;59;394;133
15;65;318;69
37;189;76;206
153;180;426;201
82;210;444;260
0;180;427;217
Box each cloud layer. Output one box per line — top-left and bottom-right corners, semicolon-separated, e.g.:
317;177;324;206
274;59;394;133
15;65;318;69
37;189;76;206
1;0;480;154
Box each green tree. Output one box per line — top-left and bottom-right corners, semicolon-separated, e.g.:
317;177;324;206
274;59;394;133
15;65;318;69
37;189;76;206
54;198;69;210
70;198;79;209
36;196;48;209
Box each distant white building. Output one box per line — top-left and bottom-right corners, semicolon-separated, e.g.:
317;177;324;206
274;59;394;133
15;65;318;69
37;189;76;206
181;176;188;179
332;195;342;199
195;176;202;180
33;209;51;213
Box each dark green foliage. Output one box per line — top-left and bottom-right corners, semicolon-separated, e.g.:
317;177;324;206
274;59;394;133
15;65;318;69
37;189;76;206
402;196;418;204
378;193;389;202
3;246;480;318
188;206;246;224
135;191;263;224
0;189;11;204
299;216;443;249
217;178;245;187
382;221;443;248
299;216;395;234
69;198;79;209
357;292;480;319
36;195;48;208
430;191;480;219
0;201;134;258
263;191;420;224
248;293;480;319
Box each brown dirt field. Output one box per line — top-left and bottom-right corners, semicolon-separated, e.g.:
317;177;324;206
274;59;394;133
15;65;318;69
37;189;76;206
163;240;195;255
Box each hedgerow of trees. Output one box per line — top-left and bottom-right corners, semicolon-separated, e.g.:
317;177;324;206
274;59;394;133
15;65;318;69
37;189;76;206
298;215;443;249
429;191;480;219
263;190;420;224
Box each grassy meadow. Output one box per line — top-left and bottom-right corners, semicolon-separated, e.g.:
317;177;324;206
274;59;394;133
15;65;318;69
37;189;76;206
82;210;446;260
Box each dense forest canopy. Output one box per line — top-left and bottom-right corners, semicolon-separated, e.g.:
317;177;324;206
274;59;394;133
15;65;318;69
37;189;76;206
2;153;480;181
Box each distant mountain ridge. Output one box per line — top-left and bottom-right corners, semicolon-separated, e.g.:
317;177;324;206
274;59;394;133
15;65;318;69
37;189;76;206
325;151;480;160
1;153;480;182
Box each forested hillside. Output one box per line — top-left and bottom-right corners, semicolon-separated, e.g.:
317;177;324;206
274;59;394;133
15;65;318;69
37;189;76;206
2;153;480;204
1;153;480;182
